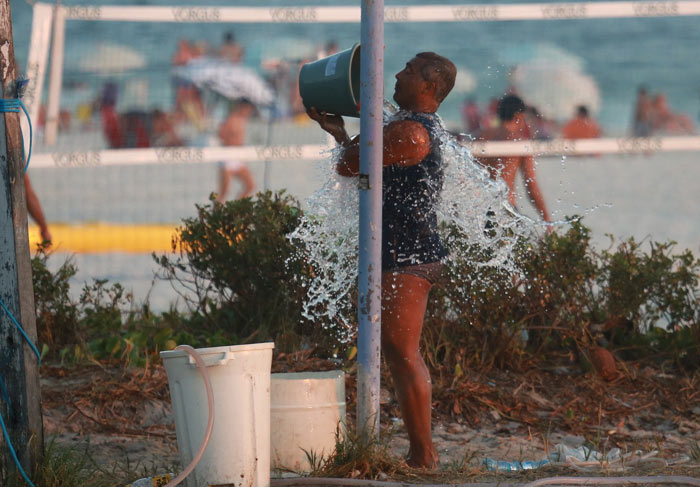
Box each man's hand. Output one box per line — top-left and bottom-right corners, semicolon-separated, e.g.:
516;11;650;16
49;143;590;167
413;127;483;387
307;107;350;145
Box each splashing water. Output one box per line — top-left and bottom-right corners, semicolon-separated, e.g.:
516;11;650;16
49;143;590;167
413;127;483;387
289;101;548;341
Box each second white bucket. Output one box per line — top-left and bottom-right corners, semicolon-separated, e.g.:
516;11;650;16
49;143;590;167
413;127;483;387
160;343;274;487
270;370;346;472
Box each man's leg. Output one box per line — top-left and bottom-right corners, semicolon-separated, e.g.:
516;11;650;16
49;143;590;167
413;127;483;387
381;271;438;469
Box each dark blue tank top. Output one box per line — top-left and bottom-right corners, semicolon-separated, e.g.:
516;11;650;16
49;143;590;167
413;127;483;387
382;112;447;270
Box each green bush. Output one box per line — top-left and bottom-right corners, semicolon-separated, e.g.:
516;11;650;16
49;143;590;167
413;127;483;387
423;220;700;379
31;247;79;351
153;191;325;352
30;199;698;373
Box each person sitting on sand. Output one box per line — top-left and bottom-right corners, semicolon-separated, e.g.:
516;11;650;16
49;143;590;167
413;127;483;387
562;105;601;139
475;95;551;223
649;93;696;135
307;52;457;469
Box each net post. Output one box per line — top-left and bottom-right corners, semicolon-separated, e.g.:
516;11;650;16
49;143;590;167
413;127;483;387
45;4;66;146
21;3;53;157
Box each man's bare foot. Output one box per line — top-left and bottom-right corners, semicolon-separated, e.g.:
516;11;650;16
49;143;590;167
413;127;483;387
406;447;439;469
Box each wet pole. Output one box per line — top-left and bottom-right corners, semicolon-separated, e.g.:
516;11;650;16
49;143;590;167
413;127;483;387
357;0;383;440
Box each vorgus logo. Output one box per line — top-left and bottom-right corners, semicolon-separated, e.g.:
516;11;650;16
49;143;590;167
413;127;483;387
452;6;499;21
255;145;303;160
52;151;101;168
541;3;587;19
269;7;317;22
530;139;578;155
155;147;204;163
617;137;663;153
632;1;679;16
384;7;409;22
172;7;221;22
65;6;102;20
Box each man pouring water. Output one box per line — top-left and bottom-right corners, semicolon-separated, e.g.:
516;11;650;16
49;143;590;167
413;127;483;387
307;52;456;469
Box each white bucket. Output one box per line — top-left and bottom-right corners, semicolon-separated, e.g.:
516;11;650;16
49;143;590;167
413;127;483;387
270;370;346;473
160;343;274;487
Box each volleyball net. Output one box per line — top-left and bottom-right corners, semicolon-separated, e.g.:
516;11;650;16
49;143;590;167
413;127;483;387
18;1;700;253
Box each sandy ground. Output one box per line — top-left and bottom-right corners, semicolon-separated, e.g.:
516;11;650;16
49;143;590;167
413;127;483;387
40;364;700;483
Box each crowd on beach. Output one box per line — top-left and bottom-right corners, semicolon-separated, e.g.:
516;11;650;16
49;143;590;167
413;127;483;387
461;96;601;141
461;84;696;141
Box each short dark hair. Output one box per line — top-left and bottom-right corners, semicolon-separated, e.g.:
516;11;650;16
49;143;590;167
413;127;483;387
577;105;589;117
415;52;456;103
497;94;526;122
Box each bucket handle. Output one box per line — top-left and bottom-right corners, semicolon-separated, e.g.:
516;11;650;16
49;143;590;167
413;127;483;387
187;351;232;367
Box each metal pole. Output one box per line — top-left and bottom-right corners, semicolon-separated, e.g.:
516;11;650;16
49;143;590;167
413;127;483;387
357;0;383;440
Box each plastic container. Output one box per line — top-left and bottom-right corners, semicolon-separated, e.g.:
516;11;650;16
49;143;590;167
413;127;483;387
298;43;361;117
270;370;346;473
160;343;274;487
483;458;551;472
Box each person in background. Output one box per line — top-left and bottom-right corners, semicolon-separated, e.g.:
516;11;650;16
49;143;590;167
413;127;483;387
475;94;551;223
172;39;206;128
524;105;556;140
24;175;51;244
216;100;256;202
480;97;500;130
307;51;457;469
562;105;601;139
461;97;481;134
632;85;653;137
219;31;244;63
649;93;696;135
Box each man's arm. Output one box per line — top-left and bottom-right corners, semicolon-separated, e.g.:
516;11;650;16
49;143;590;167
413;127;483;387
24;175;52;243
521;156;551;222
307;108;430;177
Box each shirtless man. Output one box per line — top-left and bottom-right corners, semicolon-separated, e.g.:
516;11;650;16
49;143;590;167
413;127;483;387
476;95;551;222
307;52;457;469
216;101;256;202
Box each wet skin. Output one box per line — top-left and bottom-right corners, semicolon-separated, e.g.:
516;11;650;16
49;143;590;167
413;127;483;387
307;56;443;469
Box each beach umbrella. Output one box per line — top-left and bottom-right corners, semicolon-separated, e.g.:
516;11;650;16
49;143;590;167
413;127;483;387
78;42;147;74
510;62;600;121
498;42;584;71
174;57;275;107
453;66;478;94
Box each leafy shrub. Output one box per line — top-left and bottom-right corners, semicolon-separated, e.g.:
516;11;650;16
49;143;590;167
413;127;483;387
153;191;325;352
31;247;79;350
423;219;700;380
30;201;698;373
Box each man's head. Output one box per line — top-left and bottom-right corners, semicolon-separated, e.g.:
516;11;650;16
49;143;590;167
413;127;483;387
393;52;456;111
576;105;589;118
497;94;526;122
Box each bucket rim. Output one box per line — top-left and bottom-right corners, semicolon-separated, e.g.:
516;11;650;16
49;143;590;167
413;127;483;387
159;342;274;359
271;370;344;381
346;42;360;107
